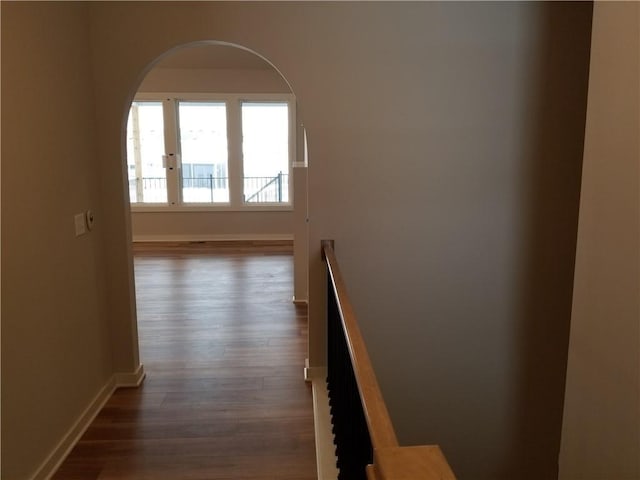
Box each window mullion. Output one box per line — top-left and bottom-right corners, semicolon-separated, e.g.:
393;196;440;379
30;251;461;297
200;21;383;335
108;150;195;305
227;99;244;207
289;100;297;203
163;98;180;206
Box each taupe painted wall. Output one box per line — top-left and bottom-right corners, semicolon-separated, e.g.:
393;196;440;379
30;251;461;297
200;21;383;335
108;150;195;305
130;210;292;242
559;3;640;479
1;2;597;479
140;66;290;93
132;65;293;242
1;3;115;479
88;3;592;479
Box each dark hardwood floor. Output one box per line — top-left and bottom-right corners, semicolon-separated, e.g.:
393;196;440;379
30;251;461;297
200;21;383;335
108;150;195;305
53;246;316;480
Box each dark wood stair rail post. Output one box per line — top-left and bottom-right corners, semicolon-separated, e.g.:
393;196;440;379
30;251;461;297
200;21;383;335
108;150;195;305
322;240;456;480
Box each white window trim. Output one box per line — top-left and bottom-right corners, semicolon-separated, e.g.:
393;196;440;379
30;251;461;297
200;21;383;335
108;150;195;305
128;92;296;212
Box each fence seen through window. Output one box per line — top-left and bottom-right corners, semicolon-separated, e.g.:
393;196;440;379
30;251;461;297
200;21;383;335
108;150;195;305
126;96;292;206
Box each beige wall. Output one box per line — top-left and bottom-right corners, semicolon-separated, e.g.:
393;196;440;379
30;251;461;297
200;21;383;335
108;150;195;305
139;66;290;93
1;2;597;479
132;64;293;242
87;3;592;479
1;3;115;479
130;210;292;242
559;2;640;479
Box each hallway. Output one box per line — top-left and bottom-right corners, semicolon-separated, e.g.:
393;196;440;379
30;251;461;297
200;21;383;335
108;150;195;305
53;246;317;479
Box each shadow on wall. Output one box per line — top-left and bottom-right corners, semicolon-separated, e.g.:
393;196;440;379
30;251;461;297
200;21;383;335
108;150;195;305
507;4;592;479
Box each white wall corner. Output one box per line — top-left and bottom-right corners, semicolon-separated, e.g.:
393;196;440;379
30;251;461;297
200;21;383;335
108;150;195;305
115;364;146;387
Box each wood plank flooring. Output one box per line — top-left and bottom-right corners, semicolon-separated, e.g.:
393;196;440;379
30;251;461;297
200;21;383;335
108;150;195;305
53;246;316;480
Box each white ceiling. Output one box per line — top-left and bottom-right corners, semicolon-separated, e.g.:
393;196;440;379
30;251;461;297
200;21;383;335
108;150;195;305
155;45;273;70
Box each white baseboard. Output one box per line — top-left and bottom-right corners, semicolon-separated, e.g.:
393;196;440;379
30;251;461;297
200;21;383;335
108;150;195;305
115;364;146;387
309;367;339;480
304;358;325;383
292;296;308;306
132;233;293;243
31;364;145;480
31;377;116;480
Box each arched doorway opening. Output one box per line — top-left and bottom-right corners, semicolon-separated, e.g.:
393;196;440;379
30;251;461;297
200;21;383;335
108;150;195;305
122;40;309;368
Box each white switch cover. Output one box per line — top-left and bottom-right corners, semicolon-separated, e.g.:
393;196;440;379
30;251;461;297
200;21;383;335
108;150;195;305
74;213;86;236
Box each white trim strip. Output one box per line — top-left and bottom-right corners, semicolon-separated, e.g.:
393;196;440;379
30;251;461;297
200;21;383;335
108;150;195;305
115;364;146;388
308;366;339;480
31;365;145;480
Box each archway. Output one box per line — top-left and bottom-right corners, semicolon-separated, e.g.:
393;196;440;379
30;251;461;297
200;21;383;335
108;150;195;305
123;40;309;368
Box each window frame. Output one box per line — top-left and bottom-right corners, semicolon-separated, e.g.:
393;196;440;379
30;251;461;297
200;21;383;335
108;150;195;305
128;92;296;212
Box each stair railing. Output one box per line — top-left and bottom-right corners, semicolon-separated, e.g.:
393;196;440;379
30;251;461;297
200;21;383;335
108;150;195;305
244;172;285;203
322;240;456;480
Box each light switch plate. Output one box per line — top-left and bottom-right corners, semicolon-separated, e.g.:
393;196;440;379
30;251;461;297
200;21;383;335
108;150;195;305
74;213;86;236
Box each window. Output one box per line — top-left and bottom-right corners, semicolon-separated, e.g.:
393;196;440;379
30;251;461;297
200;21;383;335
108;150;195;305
242;102;289;203
178;101;229;203
127;102;167;203
126;94;294;209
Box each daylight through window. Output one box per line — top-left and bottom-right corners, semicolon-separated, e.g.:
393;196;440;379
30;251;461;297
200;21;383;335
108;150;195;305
126;94;294;208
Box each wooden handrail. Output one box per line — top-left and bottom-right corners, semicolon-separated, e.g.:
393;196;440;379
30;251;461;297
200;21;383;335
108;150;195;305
322;241;399;450
322;240;456;480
